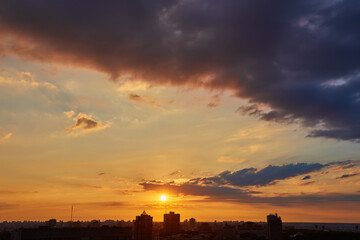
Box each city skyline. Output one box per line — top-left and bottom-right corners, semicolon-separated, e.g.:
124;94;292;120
0;1;360;223
3;211;359;240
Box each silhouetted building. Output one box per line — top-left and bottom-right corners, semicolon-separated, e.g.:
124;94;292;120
189;218;196;226
238;222;266;237
221;223;237;240
198;222;211;233
88;220;101;228
134;211;153;240
189;218;196;230
267;213;282;240
164;211;180;235
46;219;56;228
11;226;132;240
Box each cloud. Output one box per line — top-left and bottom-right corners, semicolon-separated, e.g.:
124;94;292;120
140;182;256;198
336;173;360;179
217;156;247;164
329;160;360;170
64;110;75;118
207;94;221;108
140;160;360;205
117;80;152;93
1;1;360;140
0;202;17;210
127;93;175;107
302;175;311;180
64;111;111;135
0;190;38;194
0;72;57;90
127;93;160;107
195;162;327;187
0;132;12;142
298;181;315;186
77;201;128;208
169;170;181;176
140;181;360;206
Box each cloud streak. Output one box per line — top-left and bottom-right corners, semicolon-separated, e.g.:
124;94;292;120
336;173;360;179
0;132;12;142
127;94;160;107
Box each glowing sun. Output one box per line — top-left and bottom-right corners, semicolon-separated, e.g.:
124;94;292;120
160;195;167;201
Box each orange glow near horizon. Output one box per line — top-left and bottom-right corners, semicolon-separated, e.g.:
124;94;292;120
0;56;360;223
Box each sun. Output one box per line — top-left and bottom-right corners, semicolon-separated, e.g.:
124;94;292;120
160;195;167;202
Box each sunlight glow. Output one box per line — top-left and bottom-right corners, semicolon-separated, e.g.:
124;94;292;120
160;195;167;202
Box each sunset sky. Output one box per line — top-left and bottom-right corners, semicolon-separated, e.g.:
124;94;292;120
0;0;360;223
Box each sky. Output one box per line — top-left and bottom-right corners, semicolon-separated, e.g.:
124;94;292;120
0;0;360;223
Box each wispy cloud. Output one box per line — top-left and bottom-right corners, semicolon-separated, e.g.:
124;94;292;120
207;94;221;108
336;172;360;179
0;132;12;143
0;189;38;194
117;80;152;93
0;72;57;90
0;202;18;210
75;201;128;208
217;156;247;164
298;181;315;186
127;93;160;107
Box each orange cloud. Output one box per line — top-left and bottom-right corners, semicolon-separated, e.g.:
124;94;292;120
0;72;57;90
0;132;12;143
127;93;160;107
64;111;111;136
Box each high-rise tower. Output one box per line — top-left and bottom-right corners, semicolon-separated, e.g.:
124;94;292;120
134;211;153;240
267;213;282;240
164;211;180;235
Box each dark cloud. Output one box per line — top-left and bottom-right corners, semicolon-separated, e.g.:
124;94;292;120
302;175;311;180
336;173;360;179
140;182;259;198
194;162;326;187
140;160;360;205
72;117;98;130
1;1;360;140
128;94;142;101
140;181;360;206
